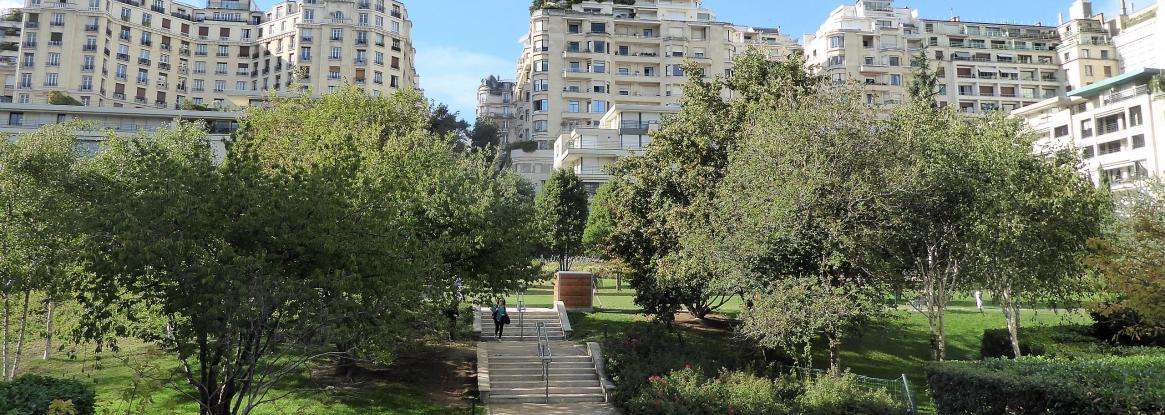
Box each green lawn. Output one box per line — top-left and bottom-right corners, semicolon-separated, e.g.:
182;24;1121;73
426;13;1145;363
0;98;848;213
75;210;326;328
19;340;481;415
516;279;1092;412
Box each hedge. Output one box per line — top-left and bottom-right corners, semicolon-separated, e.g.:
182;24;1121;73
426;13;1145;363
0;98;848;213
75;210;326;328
927;355;1164;415
981;325;1165;360
0;374;96;415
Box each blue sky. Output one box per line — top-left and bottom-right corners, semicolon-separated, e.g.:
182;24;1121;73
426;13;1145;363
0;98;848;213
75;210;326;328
253;0;1131;121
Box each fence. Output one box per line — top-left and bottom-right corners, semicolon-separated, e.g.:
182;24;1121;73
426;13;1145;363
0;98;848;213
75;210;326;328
789;367;917;414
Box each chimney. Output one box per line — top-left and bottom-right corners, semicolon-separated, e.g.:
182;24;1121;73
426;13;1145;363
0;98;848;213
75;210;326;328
1069;0;1093;20
950;16;960;22
1058;12;1065;25
1121;0;1129;15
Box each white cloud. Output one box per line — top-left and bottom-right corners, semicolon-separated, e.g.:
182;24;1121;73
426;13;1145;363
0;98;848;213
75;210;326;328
415;44;513;122
0;0;23;10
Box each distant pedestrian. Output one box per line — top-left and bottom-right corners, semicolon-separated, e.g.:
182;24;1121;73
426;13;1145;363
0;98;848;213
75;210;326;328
491;299;510;340
974;290;984;312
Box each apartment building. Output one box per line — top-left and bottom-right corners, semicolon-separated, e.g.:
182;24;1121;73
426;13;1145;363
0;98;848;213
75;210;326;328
1019;68;1164;188
1;10;23;102
476;75;519;147
804;0;1068;112
12;0;416;109
552;103;674;191
0;101;238;158
508;0;800;188
1016;0;1165;188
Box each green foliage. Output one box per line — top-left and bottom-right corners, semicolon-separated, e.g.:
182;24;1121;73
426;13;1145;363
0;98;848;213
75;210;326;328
177;99;214;111
0;375;95;415
45;92;82;106
982;325;1165;359
1150;74;1165;93
427;103;469;146
603;49;824;323
1088;179;1165;339
796;372;907;415
908;48;940;107
626;367;791;415
582;182;616;257
927;355;1165;414
624;366;905;415
535;168;588;270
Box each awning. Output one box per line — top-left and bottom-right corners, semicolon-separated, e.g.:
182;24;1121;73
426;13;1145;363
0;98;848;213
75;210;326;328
1068;67;1164;98
999;67;1020;73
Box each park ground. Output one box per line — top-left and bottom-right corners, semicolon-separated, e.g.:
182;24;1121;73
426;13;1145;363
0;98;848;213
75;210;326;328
13;278;1086;414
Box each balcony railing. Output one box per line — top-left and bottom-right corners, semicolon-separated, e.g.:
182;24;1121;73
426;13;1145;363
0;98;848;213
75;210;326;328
1103;85;1151;105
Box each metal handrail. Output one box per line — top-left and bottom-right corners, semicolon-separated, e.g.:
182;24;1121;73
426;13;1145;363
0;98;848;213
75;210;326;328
537;322;552;402
517;292;526;340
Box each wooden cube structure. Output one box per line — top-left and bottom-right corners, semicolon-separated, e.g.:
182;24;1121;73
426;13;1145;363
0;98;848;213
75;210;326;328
554;271;594;312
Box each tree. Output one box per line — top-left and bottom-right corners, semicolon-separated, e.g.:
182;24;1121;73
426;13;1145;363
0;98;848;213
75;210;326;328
46;91;82;106
603;49;825;322
536;168;589;271
965;113;1109;357
908;48;940;107
875;102;980;362
1088;179;1164;339
1150;74;1165;94
0;123;84;379
428;103;469;146
582;182;616;257
717;83;896;373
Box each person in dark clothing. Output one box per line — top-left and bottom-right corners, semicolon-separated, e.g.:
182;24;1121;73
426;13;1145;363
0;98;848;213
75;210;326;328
491;299;509;340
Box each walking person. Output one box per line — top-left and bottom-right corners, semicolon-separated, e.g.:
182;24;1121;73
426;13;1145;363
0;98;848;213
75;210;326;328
491;299;510;341
974;290;984;313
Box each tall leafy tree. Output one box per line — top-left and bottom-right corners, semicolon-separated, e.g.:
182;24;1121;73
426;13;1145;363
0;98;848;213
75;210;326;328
0;123;84;379
582;182;616;258
603;49;824;322
536;168;589;271
718;84;896;372
908;48;941;107
965;113;1109;357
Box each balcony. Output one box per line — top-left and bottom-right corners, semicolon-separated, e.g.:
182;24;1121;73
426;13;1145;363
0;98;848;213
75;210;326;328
24;21;38;29
82;44;97;52
21;41;36;48
84;24;98;31
1103;85;1150;105
116;53;129;61
81;65;94;72
138;58;150;65
158;62;170;70
112;92;126;100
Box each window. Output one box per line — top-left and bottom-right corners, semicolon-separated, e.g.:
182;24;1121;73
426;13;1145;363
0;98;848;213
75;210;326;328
532;120;547;132
534;60;548;72
829;35;843;48
8;112;23;126
1053;125;1069;138
890;74;902;86
1132;134;1145;149
331;28;343;40
591;100;606;113
1097;140;1122;155
888;56;900;66
534;79;549;92
569;23;580;34
1080;119;1093;138
533;99;548;112
1081;146;1094;159
1084;65;1093;76
568;101;580;113
1129;106;1143;127
1097;113;1123;135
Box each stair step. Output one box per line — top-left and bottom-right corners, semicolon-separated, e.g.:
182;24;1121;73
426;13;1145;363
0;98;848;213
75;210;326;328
491;373;599;381
488;393;607;404
491;362;596;370
491;356;592;363
493;386;605;395
492;380;601;388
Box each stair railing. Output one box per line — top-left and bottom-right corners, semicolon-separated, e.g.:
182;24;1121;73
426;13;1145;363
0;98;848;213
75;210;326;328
537;322;553;402
517;291;526;340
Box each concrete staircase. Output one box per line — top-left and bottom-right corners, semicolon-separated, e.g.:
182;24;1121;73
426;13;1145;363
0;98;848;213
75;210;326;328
476;306;567;341
475;302;615;407
482;342;607;404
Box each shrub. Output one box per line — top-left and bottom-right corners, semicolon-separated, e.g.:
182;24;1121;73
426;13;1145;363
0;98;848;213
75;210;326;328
796;372;908;415
928;355;1165;414
46;91;83;106
0;375;96;415
1090;307;1165;346
982;325;1165;359
625;367;791;415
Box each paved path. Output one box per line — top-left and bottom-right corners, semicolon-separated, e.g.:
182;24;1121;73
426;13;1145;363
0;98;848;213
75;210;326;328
489;403;620;415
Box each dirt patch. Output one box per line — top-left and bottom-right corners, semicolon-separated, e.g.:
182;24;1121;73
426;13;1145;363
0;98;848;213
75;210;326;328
673;312;739;335
307;340;478;407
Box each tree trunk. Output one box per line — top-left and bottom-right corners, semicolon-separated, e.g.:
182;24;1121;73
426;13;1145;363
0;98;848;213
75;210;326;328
999;286;1022;358
826;332;842;376
9;290;30;379
921;247;950;362
2;291;9;380
41;300;52;360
